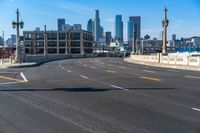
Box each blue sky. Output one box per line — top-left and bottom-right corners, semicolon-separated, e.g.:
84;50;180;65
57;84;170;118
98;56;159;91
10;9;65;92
0;0;200;40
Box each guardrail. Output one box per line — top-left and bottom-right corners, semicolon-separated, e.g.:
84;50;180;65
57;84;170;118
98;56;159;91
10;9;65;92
130;54;200;67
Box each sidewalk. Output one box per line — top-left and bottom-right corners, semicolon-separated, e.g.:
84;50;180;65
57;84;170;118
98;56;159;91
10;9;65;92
0;62;38;69
125;58;200;72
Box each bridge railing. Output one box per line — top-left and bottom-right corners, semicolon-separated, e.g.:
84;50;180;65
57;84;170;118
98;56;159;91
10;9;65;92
130;54;200;67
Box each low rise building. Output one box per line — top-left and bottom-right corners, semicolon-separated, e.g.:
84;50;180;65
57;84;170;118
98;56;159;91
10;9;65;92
141;39;175;54
23;30;93;55
0;47;14;59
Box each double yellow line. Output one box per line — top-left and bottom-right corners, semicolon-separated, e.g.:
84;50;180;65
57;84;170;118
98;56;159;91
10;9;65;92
0;75;26;83
140;76;161;82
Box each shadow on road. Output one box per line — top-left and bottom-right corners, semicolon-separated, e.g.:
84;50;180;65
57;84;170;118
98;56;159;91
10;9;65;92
128;88;176;90
0;88;117;92
0;87;176;92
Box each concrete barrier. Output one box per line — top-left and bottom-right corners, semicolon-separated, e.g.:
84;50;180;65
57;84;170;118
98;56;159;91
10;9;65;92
129;54;200;67
23;54;95;64
189;57;200;66
0;58;12;65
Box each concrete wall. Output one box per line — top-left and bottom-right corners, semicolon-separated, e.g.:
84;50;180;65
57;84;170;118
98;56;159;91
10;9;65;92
130;54;200;67
23;54;92;63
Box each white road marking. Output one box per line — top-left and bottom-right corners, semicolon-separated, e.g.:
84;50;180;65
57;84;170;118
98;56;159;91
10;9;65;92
20;72;28;82
80;75;88;79
67;70;71;73
192;108;200;112
110;84;128;91
0;82;19;85
119;66;127;69
59;64;72;73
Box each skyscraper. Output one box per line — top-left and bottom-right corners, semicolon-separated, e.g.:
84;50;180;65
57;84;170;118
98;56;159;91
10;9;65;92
129;16;141;40
87;19;93;33
172;34;176;41
100;26;104;38
115;15;123;42
105;32;112;45
127;21;135;44
94;10;101;42
58;18;65;31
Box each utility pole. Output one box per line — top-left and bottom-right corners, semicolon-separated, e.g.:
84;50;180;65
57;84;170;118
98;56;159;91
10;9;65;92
162;7;169;54
12;9;24;63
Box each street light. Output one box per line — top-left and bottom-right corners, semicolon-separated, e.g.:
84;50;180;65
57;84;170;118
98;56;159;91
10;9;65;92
12;9;24;63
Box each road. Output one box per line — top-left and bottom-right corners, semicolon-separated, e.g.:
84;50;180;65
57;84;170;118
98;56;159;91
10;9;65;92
0;58;200;133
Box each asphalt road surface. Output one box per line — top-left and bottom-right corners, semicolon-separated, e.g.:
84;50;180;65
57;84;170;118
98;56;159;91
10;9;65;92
0;58;200;133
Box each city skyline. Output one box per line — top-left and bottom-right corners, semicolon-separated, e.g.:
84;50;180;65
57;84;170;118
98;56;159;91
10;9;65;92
0;0;200;40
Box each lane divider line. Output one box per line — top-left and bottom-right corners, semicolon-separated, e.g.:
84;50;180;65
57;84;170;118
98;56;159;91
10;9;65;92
142;70;155;73
192;108;200;112
140;76;161;82
90;66;96;69
83;64;88;67
0;82;19;85
185;75;200;79
119;66;127;69
80;75;88;79
67;70;72;73
106;70;117;74
110;84;128;91
20;72;28;82
0;75;25;83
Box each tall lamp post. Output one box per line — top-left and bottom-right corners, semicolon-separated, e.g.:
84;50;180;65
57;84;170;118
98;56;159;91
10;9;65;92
12;9;24;63
162;7;169;54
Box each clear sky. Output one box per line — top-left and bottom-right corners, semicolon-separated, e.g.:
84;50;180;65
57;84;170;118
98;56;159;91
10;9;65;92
0;0;200;40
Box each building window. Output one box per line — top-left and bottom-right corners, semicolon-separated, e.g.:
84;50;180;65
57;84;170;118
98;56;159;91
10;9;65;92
71;33;80;40
84;48;93;54
25;48;30;54
36;33;44;40
48;41;57;47
36;42;44;47
48;48;57;54
59;49;66;54
59;33;66;40
47;32;57;40
25;42;33;47
59;41;66;47
25;33;32;40
71;48;80;54
83;42;93;47
36;48;44;54
71;41;80;47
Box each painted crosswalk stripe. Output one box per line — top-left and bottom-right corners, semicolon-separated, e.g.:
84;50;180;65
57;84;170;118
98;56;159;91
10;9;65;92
106;70;117;73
